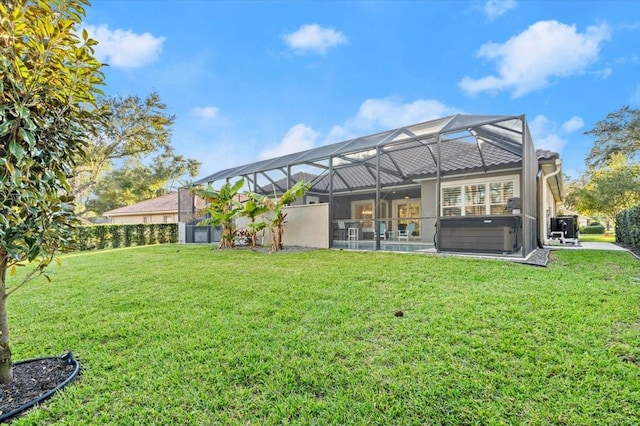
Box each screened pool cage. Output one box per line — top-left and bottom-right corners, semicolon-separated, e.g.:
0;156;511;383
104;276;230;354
180;114;546;258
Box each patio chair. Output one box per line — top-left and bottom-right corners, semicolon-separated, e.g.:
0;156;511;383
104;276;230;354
337;220;347;240
397;223;415;241
373;222;386;240
347;226;358;241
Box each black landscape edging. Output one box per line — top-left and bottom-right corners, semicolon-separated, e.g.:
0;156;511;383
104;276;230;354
0;351;80;423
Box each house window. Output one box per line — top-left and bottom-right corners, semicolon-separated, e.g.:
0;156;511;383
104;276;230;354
352;200;374;228
442;187;461;216
490;181;514;214
442;180;515;216
143;216;149;223
465;184;486;216
163;216;171;223
395;200;421;236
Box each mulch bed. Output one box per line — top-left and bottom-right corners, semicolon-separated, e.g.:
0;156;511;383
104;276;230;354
0;357;77;422
619;243;640;260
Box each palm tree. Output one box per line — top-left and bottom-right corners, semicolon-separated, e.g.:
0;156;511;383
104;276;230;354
240;192;270;247
265;180;311;251
191;179;245;248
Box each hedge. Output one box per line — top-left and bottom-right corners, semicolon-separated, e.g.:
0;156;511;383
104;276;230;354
581;223;606;234
615;205;640;251
75;224;178;251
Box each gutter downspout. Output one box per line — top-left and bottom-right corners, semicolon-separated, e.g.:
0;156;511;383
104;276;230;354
538;159;562;247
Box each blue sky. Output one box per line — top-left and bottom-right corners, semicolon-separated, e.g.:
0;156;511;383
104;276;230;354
84;0;640;180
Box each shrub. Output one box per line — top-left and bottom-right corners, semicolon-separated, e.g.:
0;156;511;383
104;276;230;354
168;223;178;243
76;226;93;250
616;205;640;248
124;226;133;247
581;224;606;234
95;225;109;249
110;225;122;248
73;224;178;251
157;225;168;244
148;224;158;245
135;224;146;246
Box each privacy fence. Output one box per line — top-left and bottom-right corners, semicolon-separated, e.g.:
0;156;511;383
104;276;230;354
76;224;178;251
616;205;640;252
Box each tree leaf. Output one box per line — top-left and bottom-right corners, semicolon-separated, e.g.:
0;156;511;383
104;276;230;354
0;119;15;136
9;140;25;160
19;128;36;148
15;104;30;118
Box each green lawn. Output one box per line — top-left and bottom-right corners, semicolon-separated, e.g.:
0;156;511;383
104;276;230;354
7;245;640;425
579;233;616;243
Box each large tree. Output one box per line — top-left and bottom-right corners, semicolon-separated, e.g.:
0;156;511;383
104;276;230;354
567;153;640;221
70;92;200;216
0;0;105;383
85;151;200;214
585;106;640;169
567;106;640;223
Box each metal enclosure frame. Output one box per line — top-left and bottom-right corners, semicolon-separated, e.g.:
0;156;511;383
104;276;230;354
189;114;553;258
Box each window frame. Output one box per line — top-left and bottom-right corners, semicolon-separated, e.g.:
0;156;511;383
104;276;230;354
441;176;518;217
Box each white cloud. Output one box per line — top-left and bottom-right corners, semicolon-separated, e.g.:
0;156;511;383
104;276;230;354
459;20;611;97
530;114;579;153
561;116;584;133
595;67;613;79
259;124;319;160
260;97;457;161
191;106;219;119
326;97;460;143
84;24;165;68
283;24;347;55
484;0;517;21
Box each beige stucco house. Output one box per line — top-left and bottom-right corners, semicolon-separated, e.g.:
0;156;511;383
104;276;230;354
104;192;179;224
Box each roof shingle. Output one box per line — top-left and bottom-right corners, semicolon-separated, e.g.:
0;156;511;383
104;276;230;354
104;192;178;216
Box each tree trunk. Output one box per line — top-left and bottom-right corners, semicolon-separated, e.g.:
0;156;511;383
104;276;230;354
0;252;12;384
277;225;283;250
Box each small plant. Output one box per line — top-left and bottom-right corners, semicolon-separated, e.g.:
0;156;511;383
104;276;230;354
240;192;269;247
235;229;251;246
264;180;311;252
191;179;245;249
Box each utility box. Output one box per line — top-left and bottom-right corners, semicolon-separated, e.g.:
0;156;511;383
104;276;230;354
438;215;521;254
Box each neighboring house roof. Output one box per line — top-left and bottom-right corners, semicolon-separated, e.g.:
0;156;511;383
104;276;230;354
103;192;178;217
195;114;559;195
559;208;590;221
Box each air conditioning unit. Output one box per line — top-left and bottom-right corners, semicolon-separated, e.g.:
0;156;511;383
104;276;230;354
549;216;579;244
